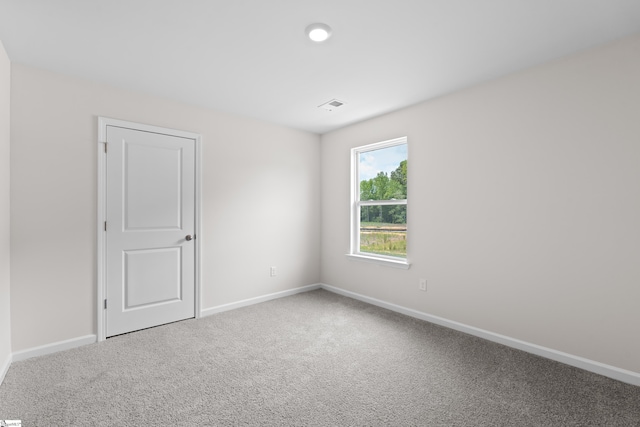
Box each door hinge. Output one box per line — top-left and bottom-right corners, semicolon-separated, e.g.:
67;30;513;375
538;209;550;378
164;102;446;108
104;221;107;231
104;299;107;309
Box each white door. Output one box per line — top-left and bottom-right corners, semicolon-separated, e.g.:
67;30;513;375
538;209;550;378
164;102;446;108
105;124;196;337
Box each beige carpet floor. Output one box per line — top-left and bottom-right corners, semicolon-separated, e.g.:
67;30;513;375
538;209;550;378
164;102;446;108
1;289;639;426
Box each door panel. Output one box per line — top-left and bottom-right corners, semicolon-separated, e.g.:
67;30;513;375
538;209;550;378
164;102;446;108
124;142;183;230
124;247;182;309
106;125;195;337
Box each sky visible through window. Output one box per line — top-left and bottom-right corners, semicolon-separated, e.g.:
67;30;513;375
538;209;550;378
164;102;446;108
359;144;407;182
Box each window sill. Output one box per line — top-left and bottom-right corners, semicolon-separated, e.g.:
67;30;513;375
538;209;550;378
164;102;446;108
346;254;411;269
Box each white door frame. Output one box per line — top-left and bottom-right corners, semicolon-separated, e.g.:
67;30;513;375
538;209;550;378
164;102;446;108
96;117;202;341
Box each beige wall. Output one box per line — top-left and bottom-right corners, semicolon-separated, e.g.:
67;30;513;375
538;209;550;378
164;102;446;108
321;34;640;373
10;64;321;351
0;41;11;375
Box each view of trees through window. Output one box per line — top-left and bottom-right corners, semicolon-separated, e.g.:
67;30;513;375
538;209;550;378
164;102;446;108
358;143;407;258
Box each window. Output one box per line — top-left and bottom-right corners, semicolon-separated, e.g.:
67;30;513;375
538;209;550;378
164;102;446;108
349;137;409;268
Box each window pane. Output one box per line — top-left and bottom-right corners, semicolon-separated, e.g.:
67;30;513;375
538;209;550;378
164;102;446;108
360;205;407;258
359;144;407;201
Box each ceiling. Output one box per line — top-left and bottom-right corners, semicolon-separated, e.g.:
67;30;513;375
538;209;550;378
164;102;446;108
1;1;640;134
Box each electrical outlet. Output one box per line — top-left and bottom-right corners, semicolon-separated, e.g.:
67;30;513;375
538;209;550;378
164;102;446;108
419;279;427;292
270;266;277;277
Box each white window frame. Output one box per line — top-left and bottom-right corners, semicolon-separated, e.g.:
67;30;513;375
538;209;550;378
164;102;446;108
347;136;410;269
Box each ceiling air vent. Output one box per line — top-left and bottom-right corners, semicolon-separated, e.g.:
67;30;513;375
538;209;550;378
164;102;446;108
318;99;346;111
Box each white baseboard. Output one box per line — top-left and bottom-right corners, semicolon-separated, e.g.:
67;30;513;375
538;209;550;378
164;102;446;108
201;283;322;317
10;285;322;364
320;283;640;387
8;284;638;387
0;352;11;386
12;335;97;362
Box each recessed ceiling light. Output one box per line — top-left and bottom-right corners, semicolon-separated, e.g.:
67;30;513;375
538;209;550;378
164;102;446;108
306;23;332;42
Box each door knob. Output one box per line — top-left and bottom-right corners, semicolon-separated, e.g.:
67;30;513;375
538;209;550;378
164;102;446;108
185;234;193;241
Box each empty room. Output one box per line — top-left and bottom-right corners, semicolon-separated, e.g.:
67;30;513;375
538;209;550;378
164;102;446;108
1;1;639;425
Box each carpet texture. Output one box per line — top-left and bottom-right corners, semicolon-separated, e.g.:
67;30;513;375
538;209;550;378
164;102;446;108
1;289;639;426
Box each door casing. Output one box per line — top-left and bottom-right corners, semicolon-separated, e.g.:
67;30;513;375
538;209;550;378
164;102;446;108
97;117;202;341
